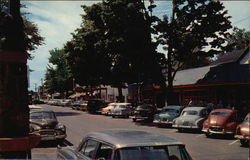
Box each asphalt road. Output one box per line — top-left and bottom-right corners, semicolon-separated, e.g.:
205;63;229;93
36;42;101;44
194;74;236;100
40;104;249;160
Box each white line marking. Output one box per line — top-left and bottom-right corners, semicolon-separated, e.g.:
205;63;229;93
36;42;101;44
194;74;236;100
229;140;239;145
196;134;204;137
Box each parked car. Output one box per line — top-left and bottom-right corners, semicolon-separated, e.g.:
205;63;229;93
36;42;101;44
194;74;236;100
235;113;250;146
72;100;85;110
99;103;118;115
109;103;133;118
29;109;66;142
131;104;157;122
87;99;106;114
57;129;193;160
60;99;73;107
79;101;88;111
202;109;238;137
172;106;208;132
153;105;183;127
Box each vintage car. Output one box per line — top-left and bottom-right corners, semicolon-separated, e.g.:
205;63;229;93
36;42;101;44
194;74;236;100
29;109;66;142
71;100;85;110
153;105;183;127
87;99;106;114
172;106;208;132
131;104;157;122
99;103;118;115
57;129;192;160
109;103;133;118
79;101;88;111
235;113;250;146
202;109;238;137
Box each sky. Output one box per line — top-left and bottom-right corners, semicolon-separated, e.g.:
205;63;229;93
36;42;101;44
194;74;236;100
21;1;250;91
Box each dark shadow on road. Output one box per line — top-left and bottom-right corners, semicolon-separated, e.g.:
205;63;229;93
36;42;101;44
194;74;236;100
206;134;236;140
35;140;65;148
133;120;157;127
55;111;81;117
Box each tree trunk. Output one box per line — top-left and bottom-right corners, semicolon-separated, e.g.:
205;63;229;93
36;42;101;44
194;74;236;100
117;86;124;102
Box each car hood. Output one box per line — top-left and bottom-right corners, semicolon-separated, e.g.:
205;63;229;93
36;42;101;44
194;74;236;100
207;115;228;126
175;115;201;124
30;119;58;128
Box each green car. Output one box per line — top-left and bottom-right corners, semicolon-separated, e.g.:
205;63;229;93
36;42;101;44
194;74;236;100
153;105;183;127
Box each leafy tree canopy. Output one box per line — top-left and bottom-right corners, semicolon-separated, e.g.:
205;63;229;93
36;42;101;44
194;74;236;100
0;0;44;59
44;48;73;94
226;27;250;50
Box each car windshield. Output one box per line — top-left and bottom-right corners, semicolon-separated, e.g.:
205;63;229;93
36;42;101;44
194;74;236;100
30;112;56;119
163;109;179;114
210;112;230;116
182;110;198;116
116;145;191;160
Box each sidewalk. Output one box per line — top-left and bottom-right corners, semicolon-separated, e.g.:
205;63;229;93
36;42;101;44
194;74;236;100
31;141;62;159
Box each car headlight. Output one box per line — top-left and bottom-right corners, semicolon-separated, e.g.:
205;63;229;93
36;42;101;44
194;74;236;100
30;125;41;132
56;123;66;132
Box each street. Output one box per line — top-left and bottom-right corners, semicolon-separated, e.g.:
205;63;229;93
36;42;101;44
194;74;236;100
32;104;249;160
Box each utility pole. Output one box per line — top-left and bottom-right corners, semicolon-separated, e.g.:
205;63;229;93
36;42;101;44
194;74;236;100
167;0;176;105
0;0;40;158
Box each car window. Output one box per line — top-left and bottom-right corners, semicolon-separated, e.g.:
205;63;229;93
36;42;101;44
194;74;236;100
80;139;99;158
30;112;56;119
96;143;113;160
30;112;43;119
210;112;230;116
182;111;198;116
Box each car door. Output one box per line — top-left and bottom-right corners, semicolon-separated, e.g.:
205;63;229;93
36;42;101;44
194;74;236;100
77;139;100;160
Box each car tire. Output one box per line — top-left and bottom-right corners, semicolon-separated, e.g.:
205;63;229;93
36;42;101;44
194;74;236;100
112;116;115;118
205;133;212;138
240;139;249;146
133;118;137;122
177;128;183;132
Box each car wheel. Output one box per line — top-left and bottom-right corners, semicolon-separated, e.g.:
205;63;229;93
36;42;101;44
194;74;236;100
112;116;115;118
177;128;183;132
240;139;249;146
205;133;212;138
133;118;136;122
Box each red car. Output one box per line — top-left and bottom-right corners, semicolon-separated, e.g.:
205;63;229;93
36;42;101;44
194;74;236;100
235;113;250;146
202;109;238;137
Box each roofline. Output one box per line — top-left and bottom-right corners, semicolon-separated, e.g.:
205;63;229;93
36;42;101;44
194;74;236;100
173;81;250;89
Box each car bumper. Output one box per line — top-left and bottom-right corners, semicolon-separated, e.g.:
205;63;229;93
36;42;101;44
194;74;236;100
234;135;250;140
153;120;172;125
130;116;148;120
33;130;67;141
172;124;199;129
202;128;234;135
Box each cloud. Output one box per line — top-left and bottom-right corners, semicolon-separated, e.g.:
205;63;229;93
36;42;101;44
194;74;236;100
22;1;96;90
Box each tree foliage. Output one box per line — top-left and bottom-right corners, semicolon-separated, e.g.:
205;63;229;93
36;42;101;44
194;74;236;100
155;0;232;103
65;0;166;98
0;1;44;58
226;27;250;50
44;48;73;94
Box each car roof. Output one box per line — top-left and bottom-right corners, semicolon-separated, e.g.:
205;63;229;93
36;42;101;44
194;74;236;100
211;109;237;113
86;129;183;149
183;106;206;111
163;105;183;110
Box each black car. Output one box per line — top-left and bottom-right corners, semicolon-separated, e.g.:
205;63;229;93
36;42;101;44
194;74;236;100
87;99;106;114
131;104;157;122
29;109;66;142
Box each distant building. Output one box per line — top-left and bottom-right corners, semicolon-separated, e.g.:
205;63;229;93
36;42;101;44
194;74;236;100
172;46;250;114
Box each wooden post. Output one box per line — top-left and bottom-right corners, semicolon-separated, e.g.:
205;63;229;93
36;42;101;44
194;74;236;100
0;0;34;158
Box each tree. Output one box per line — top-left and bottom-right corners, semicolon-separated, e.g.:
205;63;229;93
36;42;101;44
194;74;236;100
65;0;165;102
226;27;250;50
155;0;232;104
0;1;44;58
44;48;73;96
